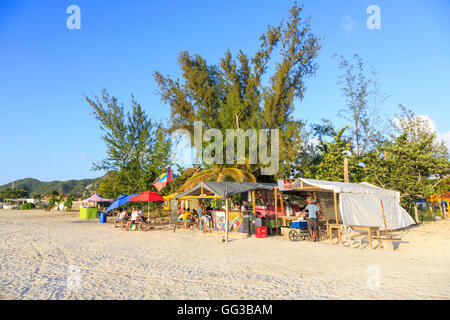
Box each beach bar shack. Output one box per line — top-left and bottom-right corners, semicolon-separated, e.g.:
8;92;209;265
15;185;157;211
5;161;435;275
174;182;277;237
276;178;416;230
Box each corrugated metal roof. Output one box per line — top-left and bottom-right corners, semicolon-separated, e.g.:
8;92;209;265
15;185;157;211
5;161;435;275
174;182;276;199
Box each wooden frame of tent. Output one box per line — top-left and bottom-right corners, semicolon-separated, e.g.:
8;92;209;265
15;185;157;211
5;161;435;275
173;182;276;242
273;183;340;223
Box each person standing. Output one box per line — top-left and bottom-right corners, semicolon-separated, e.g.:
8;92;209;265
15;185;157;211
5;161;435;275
299;199;322;242
198;202;204;230
241;201;249;212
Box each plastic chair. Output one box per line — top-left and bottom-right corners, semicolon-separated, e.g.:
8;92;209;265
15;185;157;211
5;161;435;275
340;225;364;248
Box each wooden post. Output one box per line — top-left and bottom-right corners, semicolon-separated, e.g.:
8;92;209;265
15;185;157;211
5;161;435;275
251;190;256;236
251;190;256;212
414;206;419;224
344;158;349;183
389;199;393;234
274;187;278;217
225;187;229;243
280;191;285;217
439;197;444;218
333;191;339;224
380;198;389;238
275;191;279;235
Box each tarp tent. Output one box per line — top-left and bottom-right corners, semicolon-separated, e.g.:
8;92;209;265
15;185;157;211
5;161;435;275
278;178;416;230
175;182;277;199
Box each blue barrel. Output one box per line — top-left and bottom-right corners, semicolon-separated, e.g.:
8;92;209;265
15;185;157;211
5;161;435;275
99;212;106;223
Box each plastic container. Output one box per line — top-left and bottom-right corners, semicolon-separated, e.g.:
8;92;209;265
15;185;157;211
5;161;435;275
99;212;106;223
80;207;97;219
291;221;307;229
255;226;267;238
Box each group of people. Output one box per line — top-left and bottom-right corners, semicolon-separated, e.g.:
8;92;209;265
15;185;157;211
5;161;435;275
232;201;251;211
177;202;213;232
115;206;143;231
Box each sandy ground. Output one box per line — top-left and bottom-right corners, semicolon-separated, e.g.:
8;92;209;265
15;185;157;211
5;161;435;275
0;210;449;300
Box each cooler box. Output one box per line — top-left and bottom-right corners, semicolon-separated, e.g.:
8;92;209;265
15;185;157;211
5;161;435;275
80;207;97;219
291;221;307;229
255;226;267;238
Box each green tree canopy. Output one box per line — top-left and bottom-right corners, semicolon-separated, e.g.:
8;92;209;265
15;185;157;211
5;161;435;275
154;3;321;177
86;89;173;197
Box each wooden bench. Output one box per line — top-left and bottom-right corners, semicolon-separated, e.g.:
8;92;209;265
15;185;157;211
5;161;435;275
114;220;127;229
173;219;199;232
114;219;146;231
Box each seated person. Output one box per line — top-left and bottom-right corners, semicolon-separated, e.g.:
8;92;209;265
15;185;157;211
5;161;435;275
178;209;193;228
200;212;213;232
126;207;140;231
116;208;128;221
137;207;143;222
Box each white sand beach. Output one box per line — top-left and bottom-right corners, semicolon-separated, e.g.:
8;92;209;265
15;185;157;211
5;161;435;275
0;210;449;299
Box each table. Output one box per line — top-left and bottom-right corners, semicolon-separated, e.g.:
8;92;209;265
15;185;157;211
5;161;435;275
327;223;342;244
349;225;381;249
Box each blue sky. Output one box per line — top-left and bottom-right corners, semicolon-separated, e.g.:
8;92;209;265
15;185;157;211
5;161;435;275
1;0;449;185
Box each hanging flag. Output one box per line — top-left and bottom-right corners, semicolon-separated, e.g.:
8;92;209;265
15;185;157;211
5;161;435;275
153;167;173;191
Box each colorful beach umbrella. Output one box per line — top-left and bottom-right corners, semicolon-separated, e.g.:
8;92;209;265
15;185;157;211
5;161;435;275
128;191;164;217
128;191;164;202
105;194;137;212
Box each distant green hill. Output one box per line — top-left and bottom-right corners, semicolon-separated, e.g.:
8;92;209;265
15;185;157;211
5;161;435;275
0;177;101;197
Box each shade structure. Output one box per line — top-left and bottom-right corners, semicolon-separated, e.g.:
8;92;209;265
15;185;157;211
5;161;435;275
174;182;276;199
105;194;138;212
81;194;113;203
277;178;416;230
128;191;165;216
128;191;164;202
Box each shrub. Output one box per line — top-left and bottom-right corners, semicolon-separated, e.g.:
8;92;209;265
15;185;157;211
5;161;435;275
22;203;35;210
37;202;49;210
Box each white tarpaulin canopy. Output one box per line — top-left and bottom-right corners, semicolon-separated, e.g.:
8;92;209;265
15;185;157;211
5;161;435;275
279;178;416;230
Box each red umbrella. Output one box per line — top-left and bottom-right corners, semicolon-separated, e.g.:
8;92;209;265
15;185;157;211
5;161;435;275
128;191;164;202
128;191;164;218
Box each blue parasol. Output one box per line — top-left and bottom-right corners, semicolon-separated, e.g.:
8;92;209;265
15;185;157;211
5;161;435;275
105;194;137;212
